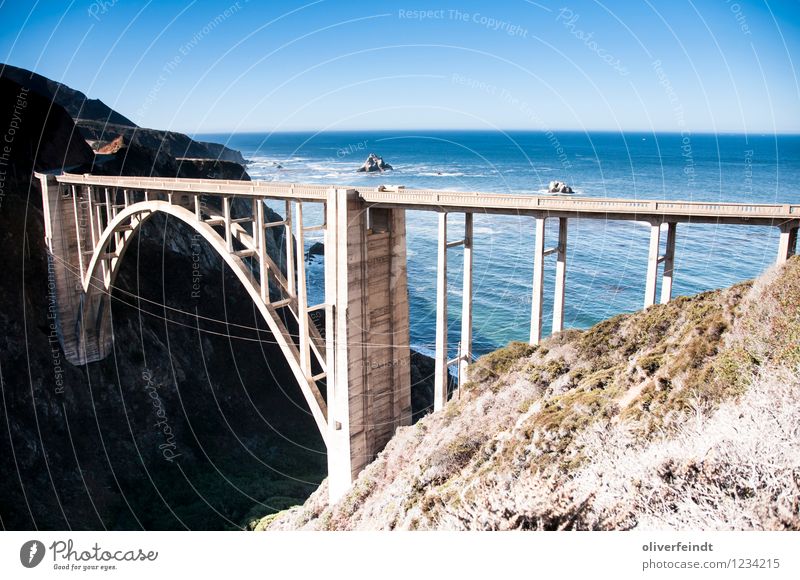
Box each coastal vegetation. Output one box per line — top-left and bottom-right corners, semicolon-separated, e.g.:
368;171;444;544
264;257;800;530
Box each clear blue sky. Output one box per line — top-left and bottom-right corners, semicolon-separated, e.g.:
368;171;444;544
1;0;799;134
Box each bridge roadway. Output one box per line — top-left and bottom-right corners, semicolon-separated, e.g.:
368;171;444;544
57;173;800;225
40;173;799;503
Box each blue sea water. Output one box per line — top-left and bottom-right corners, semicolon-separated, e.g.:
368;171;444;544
197;130;800;360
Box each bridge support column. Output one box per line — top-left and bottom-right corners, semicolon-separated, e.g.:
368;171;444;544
644;223;661;308
777;223;798;265
552;217;568;335
327;189;411;502
37;174;113;365
660;222;677;304
529;216;568;343
434;212;449;411
294;202;311;377
434;212;475;402
459;213;473;389
529;217;545;345
645;222;678;308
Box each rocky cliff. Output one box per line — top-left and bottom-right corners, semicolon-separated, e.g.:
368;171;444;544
79;120;247;167
265;258;800;531
1;63;137;127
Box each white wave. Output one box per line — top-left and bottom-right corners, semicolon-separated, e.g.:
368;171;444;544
306;162;347;172
535;188;585;195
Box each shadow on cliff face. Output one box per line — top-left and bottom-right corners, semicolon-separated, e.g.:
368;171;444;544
0;197;328;529
84;216;328;530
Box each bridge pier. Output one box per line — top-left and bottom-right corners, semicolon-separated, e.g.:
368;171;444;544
327;189;412;500
660;222;677;305
552;217;568;334
777;223;798;264
38;175;114;365
434;212;475;410
459;213;474;389
529;216;568;345
434;212;448;411
645;222;677;308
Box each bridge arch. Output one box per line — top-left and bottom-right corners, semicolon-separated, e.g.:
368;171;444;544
82;199;330;444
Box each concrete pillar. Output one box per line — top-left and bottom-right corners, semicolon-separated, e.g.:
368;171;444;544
552;217;568;334
777;224;798;265
434;211;449;411
87;186;98;248
295;201;311;378
328;189;411;502
459;213;473;388
95;201;109;286
660;222;677;304
71;185;86;277
644;223;661;308
529;217;545;345
255;200;269;303
223;196;233;252
326;188;350;503
37;174;112;365
104;187;114;222
284;199;295;296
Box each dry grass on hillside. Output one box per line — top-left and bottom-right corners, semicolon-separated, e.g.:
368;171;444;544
262;257;800;531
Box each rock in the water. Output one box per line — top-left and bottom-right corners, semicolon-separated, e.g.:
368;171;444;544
357;153;393;172
306;242;324;260
548;180;574;194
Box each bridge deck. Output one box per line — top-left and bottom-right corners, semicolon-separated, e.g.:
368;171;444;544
58;173;799;227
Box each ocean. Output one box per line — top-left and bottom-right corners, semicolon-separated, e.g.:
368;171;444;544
196;130;800;360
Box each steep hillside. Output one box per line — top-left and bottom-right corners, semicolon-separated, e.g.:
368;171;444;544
78;120;247;166
1;62;137;126
0;64;247;167
265;257;800;531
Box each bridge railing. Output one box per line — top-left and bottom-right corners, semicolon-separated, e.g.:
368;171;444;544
360;188;800;220
56;174;799;221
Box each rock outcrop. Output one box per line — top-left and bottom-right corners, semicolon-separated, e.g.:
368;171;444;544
0;64;248;175
197;140;247;164
1;62;137;126
95;135;125;154
548;180;574;193
0;76;95;179
357;153;393;172
77;120;246;170
305;241;325;260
